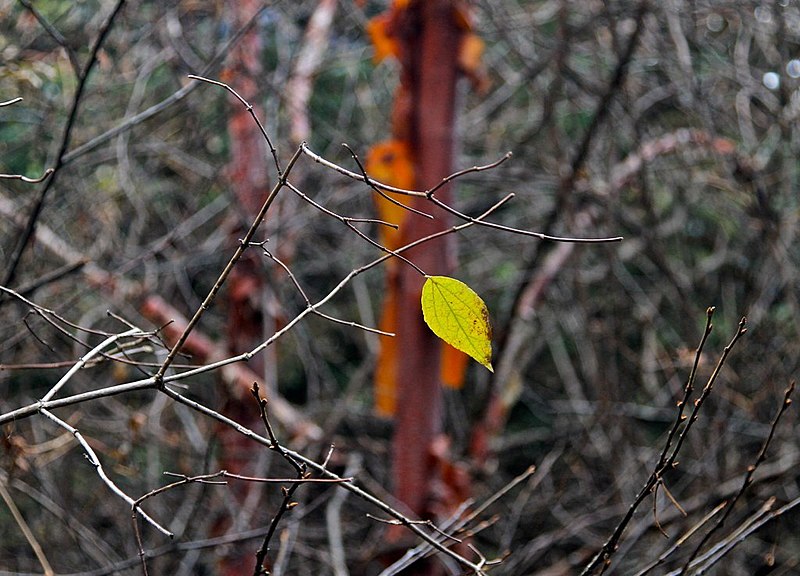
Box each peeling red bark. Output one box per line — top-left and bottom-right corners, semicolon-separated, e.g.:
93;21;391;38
218;1;271;574
389;2;463;560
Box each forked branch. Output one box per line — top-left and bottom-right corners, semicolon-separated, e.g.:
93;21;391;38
581;312;748;576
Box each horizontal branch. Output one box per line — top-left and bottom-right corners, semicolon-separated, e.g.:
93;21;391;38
302;143;622;244
161;388;489;574
0;168;54;183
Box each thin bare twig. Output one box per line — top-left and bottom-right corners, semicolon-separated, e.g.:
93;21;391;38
40;328;147;402
341;142;434;220
425;192;624;243
39;409;171;537
163;470;350;485
284;180;426;276
61;5;273;166
262;248;394;336
152;145;303;386
0;193;514;428
378;465;535;576
130;465;352;574
187;74;281;176
0;97;23;106
581;313;747;576
251;383;306;576
657;307;715;470
678;380;795;574
304;143;622;243
0;473;55;576
673;495;800;575
666;317;748;464
160;387;489;574
0;168;54;183
633;502;728;576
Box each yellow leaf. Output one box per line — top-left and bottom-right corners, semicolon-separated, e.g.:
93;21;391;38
421;276;493;372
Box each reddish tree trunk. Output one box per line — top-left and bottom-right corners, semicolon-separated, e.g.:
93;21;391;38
216;1;270;574
391;0;460;528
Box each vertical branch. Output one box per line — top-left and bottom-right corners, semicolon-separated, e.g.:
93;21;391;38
251;384;307;576
2;0;126;289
